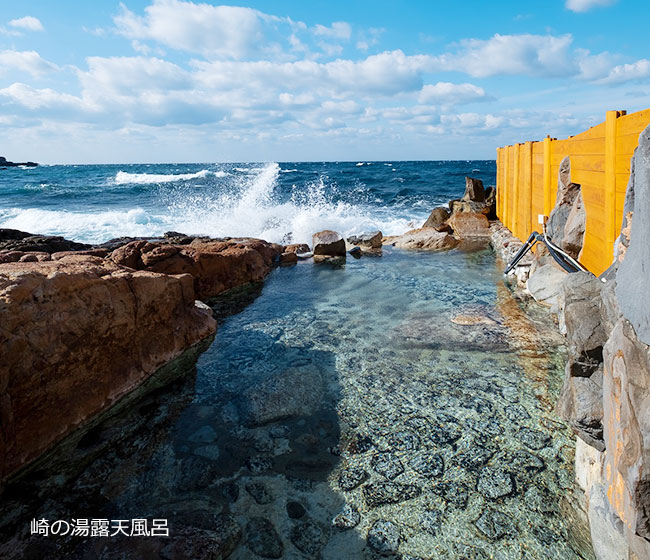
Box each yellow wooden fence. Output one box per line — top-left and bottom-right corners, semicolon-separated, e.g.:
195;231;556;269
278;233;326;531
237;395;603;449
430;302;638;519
496;108;650;276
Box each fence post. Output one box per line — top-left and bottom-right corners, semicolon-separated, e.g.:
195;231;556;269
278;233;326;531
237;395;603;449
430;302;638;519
605;110;618;258
513;143;521;239
543;136;552;216
524;141;533;236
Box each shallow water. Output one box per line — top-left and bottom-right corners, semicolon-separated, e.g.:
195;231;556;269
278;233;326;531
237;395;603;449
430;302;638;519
0;247;593;559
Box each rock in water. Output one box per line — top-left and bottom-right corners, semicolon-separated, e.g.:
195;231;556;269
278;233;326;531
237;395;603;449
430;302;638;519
312;230;346;257
347;231;383;249
239;365;323;427
384;228;459;250
367;520;401;555
284;243;310;254
245;518;283;559
422;207;450;229
463;176;486;203
447;212;490;238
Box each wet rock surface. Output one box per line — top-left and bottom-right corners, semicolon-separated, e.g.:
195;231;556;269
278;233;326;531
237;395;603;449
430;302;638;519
0;247;592;559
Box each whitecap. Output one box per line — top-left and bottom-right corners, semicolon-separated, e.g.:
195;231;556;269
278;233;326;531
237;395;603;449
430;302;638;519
113;169;224;185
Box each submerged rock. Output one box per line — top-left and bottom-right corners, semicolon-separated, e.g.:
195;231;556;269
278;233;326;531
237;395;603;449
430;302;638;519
362;482;421;508
475;508;516;541
477;466;516;499
290;520;326;556
239;365;323;427
370;451;405;480
245;517;283;559
332;504;361;530
409;451;444;478
367;519;401;555
338;465;369;491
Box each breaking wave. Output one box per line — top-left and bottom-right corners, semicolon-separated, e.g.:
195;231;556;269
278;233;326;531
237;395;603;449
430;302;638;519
114;169;227;185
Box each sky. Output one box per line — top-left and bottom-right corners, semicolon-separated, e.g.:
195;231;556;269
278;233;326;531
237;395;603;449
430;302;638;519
0;0;649;163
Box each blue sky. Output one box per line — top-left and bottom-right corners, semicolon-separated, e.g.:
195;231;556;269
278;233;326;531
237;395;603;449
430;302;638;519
1;0;649;163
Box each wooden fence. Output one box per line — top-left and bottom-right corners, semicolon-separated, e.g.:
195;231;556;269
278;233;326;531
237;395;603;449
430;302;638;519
496;108;650;276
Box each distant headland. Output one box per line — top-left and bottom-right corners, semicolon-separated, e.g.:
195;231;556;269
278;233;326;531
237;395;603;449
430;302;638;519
0;156;38;168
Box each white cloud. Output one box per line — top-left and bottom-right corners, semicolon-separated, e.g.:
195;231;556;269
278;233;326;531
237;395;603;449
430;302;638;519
435;34;578;78
312;22;351;40
114;0;272;59
418;82;489;105
565;0;616;13
0;50;58;76
8;16;44;32
600;59;650;84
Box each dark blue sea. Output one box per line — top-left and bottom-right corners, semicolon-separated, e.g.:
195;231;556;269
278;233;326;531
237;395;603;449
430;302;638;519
0;161;495;243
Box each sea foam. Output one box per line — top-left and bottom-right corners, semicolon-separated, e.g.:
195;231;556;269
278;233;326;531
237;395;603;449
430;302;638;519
114;169;227;185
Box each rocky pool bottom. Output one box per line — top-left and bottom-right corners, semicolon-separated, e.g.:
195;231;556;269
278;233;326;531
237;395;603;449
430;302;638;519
0;245;594;559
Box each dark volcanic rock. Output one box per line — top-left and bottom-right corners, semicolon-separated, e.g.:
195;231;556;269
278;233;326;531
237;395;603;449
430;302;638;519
332;504;361;530
429;413;463;445
363;482;421;508
518;428;551;450
290;520;326;556
367;519;401;555
0;156;37;167
453;446;494;472
245;517;283;559
419;509;443;536
371;452;405;480
475;508;516;541
0;230;90;253
408;451;444;478
477;466;516;499
388;430;421;451
338;466;370;491
433;481;469;508
286;501;307;519
245;481;273;504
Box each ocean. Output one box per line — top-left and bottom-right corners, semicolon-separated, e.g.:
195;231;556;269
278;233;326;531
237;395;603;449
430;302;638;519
0;161;496;243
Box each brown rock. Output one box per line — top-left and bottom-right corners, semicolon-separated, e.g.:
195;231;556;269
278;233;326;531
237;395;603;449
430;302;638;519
279;252;298;265
111;238;282;300
422;207;450;230
312;230;346;257
462;177;485;203
347;231;383;249
0;256;216;482
284;243;310;254
384;228;459;250
51;249;110;260
447;212;490;238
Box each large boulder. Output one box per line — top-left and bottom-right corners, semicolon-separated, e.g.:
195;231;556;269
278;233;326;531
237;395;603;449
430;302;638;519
447;212;490;238
0;255;216;482
617;125;650;346
526;263;567;308
545;157;585;260
422;208;450;230
111;238;282;300
384;228;459;251
462;176;486;203
312;230;346;257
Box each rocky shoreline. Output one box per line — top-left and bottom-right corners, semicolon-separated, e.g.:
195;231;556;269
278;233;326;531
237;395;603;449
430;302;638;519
490;125;650;559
